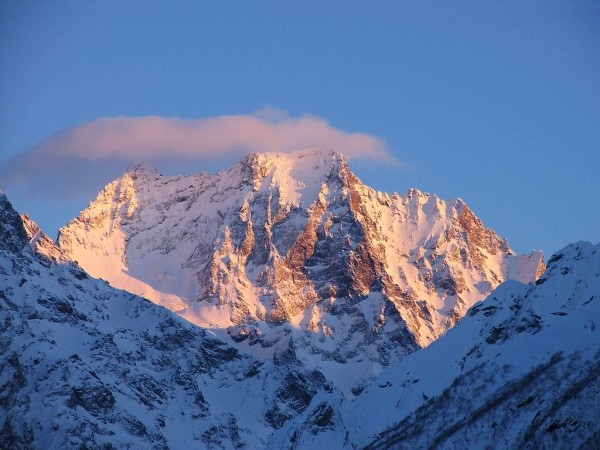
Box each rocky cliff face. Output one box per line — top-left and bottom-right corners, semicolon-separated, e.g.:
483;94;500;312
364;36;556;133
272;241;600;449
58;149;544;391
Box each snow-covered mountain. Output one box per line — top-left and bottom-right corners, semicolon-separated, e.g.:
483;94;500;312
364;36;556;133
57;148;544;391
2;181;596;449
0;194;332;448
272;241;600;449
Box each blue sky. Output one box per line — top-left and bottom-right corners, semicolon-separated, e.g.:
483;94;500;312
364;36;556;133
1;0;599;257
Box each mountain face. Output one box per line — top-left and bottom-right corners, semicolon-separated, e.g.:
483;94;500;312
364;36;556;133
272;241;600;449
0;194;331;449
2;178;596;449
57;149;544;391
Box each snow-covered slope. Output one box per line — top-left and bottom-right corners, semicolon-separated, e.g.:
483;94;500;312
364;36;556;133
273;241;600;449
58;148;544;392
0;194;331;448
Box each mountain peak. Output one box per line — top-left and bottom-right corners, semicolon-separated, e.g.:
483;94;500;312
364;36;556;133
236;148;348;193
242;148;345;169
125;161;159;178
58;149;542;392
244;147;344;166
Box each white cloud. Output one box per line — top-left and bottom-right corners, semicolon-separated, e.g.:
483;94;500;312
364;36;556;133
27;111;392;162
0;110;399;203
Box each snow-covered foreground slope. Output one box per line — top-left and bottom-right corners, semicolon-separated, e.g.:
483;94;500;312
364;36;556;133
57;148;543;392
0;194;331;449
272;241;600;449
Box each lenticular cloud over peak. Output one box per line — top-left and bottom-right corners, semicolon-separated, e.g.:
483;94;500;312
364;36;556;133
24;110;391;163
0;111;396;197
0;110;398;216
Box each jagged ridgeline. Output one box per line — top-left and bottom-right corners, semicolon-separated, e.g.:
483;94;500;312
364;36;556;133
56;148;544;392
